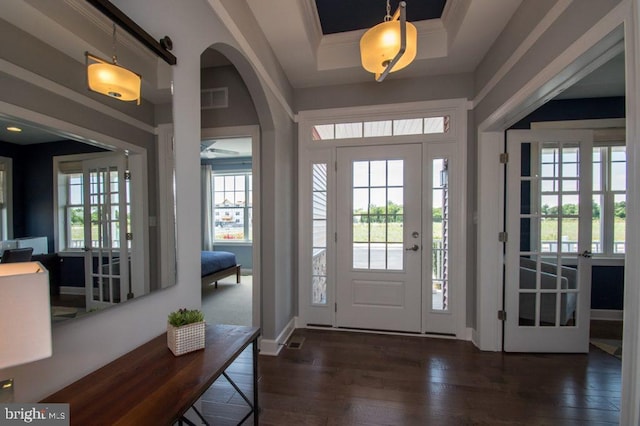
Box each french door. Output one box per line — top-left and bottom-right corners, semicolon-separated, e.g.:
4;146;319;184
504;130;593;352
336;144;423;332
83;155;130;310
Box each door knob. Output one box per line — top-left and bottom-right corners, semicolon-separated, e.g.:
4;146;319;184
580;250;592;258
405;244;420;251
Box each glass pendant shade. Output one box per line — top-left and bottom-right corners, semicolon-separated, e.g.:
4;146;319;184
360;19;417;75
87;56;141;104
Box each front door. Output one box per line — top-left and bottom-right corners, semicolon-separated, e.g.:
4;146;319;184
504;130;593;352
336;144;422;332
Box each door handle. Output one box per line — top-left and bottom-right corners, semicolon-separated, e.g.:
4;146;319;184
405;244;420;251
580;250;592;258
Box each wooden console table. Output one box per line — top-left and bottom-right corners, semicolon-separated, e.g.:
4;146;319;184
42;324;260;425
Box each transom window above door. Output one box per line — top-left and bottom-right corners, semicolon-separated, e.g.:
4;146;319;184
312;116;450;140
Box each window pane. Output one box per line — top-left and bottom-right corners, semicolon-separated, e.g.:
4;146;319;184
335;122;363;139
592;195;603;253
424;117;446;134
312;124;334;140
611;146;626;191
614;194;626;253
364;120;392;137
433;158;449;311
393;119;422;135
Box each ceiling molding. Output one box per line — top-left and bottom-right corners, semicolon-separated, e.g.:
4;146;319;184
207;0;295;120
441;0;471;48
472;0;573;109
300;0;323;51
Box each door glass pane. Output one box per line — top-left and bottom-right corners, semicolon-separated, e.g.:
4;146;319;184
432;158;449;311
519;293;536;326
352;160;404;271
539;293;556;326
518;139;586;331
560;292;577;326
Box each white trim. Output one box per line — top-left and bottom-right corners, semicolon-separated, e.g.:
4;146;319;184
622;1;640;424
472;0;573;108
531;118;626;129
474;131;504;352
0;59;155;135
205;0;294;121
591;309;624;321
259;317;296;356
157;124;177;289
200;125;261;330
59;286;85;296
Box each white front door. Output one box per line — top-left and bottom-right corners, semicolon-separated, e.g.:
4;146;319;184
336;144;422;332
504;130;593;352
83;155;130;310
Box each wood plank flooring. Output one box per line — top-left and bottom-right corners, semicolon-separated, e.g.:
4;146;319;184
200;328;621;425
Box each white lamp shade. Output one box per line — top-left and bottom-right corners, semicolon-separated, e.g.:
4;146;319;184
87;62;141;103
360;20;417;75
0;262;52;369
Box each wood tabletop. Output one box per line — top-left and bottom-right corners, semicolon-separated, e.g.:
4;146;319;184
42;324;260;426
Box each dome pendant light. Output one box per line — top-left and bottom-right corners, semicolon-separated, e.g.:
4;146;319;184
360;0;417;82
86;24;141;105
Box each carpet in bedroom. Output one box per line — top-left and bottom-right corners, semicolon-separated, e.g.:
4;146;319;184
201;274;252;326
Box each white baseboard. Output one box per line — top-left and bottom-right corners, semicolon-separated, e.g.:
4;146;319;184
260;316;296;356
60;286;84;296
591;309;623;321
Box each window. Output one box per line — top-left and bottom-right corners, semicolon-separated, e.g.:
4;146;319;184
212;173;252;241
592;145;626;255
312;115;450;140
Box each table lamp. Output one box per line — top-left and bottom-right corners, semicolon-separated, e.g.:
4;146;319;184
0;262;52;402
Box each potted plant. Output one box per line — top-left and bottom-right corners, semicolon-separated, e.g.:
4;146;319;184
167;308;205;356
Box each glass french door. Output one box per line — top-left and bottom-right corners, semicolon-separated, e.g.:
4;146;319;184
83;155;130;310
505;130;593;352
336;144;422;332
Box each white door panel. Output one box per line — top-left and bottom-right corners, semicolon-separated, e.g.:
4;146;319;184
336;144;422;332
505;130;593;353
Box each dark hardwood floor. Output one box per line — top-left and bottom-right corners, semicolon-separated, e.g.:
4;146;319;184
200;328;621;425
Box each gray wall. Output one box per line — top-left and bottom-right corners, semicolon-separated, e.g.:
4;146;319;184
201;65;259;128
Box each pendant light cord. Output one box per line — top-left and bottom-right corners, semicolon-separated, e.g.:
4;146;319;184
384;0;392;21
112;23;118;64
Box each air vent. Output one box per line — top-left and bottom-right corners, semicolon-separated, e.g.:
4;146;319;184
201;87;228;109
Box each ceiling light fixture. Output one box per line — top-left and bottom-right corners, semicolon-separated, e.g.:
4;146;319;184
86;23;141;105
360;0;417;82
6;127;22;132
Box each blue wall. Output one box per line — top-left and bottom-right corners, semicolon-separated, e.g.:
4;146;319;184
510;96;625;311
0;140;105;252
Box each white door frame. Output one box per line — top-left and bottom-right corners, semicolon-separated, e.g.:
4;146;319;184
476;0;639;423
297;99;468;339
200;125;261;330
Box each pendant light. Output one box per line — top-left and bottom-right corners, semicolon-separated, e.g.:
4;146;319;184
360;0;417;82
86;23;141;105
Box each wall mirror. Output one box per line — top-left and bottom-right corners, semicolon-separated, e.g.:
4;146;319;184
0;0;176;324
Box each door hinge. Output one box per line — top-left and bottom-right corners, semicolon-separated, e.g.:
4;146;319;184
335;232;337;243
498;310;507;321
334;302;337;313
126;233;133;241
498;232;508;242
124;171;131;180
499;152;509;164
335;161;338;172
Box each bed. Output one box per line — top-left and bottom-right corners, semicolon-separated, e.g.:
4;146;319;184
201;251;241;288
